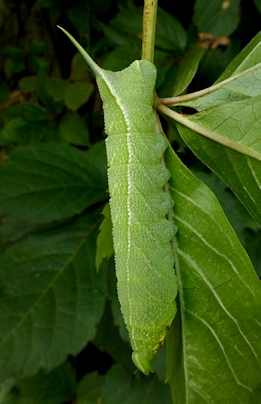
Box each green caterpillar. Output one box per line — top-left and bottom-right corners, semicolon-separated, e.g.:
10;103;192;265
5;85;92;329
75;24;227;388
58;27;178;375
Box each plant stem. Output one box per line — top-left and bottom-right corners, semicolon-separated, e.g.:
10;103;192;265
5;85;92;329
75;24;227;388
142;0;158;62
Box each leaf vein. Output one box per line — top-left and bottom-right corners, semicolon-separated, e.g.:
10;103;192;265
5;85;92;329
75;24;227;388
177;248;258;361
186;309;254;392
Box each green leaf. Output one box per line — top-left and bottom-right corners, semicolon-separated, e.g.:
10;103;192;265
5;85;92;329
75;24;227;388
70;53;92;81
93;301;133;372
45;78;67;102
0;116;50;145
192;170;255;246
110;7;187;53
195;45;238;88
165;146;261;402
246;231;261;278
36;73;64;113
151;343;168;382
86;140;107;168
162;116;186;153
102;45;141;72
179;32;261;111
0;117;28;145
64;82;94;111
0;214;107;381
28;55;49;73
5;102;50;122
110;7;142;38
156;7;187;51
246;229;261;279
100;22;137;48
3;46;24;58
194;0;240;37
4;46;25;76
0;379;14;403
0;84;9;103
173;46;204;96
58;112;90;146
166;310;185;403
95;203;114;271
101;363;172;404
173;96;261;226
76;371;105;404
216;32;261;82
254;0;261;14
2;362;76;404
181;63;261;111
19;76;37;93
106;257;129;343
68;1;90;35
26;39;49;54
4;57;25;76
162;32;261;227
0;143;107;225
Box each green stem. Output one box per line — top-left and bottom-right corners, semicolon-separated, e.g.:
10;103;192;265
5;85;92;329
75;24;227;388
157;102;261;162
142;0;158;62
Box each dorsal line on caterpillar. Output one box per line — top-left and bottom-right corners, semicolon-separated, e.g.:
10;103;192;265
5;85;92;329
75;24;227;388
58;26;178;375
127;131;133;327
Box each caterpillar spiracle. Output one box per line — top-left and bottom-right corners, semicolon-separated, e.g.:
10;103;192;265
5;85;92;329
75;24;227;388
58;27;178;375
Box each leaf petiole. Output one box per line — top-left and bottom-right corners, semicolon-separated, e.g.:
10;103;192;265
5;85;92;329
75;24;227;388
157;102;261;162
160;61;261;106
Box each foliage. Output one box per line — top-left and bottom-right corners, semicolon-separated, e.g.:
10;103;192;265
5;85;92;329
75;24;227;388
0;0;261;403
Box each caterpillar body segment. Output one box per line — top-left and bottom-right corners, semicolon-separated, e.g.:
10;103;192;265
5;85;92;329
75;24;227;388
58;27;178;375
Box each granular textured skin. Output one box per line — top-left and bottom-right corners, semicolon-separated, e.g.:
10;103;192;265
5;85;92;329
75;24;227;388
57;29;177;374
97;61;178;374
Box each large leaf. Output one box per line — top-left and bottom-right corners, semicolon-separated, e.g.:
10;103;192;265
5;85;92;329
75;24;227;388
192;170;255;246
76;371;105;404
109;6;187;52
64;82;94;111
194;0;240;37
179;32;261;111
0;214;107;382
93;301;133;373
101;363;172;404
254;0;261;14
169;96;261;226
155;7;187;52
1;362;76;404
58;112;90;146
172;46;204;97
158;33;261;227
165;146;261;402
0;143;107;226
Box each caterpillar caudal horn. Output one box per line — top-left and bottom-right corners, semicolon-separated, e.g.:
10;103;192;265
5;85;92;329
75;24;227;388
58;26;178;375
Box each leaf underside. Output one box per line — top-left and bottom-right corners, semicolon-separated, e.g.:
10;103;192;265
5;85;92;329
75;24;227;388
174;32;261;227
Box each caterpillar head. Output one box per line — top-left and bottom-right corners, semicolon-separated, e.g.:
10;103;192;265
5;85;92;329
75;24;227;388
132;350;154;375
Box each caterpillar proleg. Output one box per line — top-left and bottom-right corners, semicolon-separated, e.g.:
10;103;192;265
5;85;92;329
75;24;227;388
58;27;178;375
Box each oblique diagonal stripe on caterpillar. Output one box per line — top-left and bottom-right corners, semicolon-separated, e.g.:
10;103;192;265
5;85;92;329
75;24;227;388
58;26;178;375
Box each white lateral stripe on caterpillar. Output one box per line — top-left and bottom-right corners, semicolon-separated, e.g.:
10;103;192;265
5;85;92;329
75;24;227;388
58;26;178;375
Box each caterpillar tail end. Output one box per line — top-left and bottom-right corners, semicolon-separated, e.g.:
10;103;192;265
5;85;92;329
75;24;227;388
132;351;154;375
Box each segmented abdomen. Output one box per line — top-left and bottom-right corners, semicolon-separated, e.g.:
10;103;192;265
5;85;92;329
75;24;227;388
106;130;177;358
57;30;177;374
